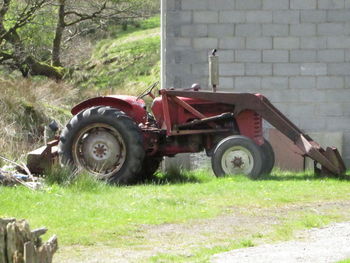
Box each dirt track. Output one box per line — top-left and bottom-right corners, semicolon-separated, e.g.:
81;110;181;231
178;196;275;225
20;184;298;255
212;222;350;263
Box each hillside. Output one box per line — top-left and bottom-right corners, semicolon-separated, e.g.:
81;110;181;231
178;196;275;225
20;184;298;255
74;16;161;97
0;16;161;161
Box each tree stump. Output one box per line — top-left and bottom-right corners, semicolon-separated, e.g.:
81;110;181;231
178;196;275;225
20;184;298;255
0;219;58;263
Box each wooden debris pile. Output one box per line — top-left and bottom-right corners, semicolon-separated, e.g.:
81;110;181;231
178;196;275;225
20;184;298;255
0;218;58;263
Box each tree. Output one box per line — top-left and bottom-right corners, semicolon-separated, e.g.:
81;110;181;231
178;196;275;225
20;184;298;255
0;0;158;79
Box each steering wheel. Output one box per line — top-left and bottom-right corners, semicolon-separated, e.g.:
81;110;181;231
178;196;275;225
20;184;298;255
136;81;159;100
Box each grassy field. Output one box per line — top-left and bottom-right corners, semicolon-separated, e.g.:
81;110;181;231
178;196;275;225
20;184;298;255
1;169;350;262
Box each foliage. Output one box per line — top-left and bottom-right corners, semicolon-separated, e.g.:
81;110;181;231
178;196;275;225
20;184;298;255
75;16;160;96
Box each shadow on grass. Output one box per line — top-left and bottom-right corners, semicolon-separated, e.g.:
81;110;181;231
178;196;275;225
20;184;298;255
258;170;350;182
142;167;213;185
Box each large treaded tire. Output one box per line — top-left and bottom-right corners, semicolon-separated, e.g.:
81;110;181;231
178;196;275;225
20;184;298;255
58;106;145;184
211;135;264;179
260;139;275;175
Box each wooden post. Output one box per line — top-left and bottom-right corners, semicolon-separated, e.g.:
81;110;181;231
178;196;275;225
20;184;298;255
0;219;57;263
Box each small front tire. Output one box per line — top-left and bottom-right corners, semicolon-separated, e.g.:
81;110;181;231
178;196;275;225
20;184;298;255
211;135;264;179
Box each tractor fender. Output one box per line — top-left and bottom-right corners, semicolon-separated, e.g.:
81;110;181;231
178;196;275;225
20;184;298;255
71;95;148;124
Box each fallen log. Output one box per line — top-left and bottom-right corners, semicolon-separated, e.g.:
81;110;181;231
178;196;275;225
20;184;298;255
0;219;58;263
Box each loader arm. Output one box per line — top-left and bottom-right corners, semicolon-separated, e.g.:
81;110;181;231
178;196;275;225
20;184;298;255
165;90;346;176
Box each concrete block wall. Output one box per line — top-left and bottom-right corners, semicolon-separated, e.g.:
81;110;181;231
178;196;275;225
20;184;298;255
161;0;350;166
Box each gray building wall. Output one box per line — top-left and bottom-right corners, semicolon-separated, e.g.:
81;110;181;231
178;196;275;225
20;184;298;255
161;0;350;167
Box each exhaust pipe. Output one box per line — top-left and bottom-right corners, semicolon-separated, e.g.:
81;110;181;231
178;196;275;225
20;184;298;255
209;49;219;92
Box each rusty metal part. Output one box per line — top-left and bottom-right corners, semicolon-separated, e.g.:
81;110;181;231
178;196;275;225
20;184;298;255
26;139;59;174
163;90;346;176
175;112;234;129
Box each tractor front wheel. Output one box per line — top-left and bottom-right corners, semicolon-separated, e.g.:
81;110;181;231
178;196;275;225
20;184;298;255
58;106;145;184
211;135;264;179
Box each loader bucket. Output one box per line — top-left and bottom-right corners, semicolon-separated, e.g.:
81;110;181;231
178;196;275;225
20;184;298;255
164;90;347;176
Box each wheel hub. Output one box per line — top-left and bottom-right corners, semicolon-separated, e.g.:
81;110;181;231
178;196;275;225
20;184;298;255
80;129;124;173
221;146;254;175
232;156;244;168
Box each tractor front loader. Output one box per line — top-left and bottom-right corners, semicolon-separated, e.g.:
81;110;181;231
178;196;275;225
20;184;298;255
27;51;346;183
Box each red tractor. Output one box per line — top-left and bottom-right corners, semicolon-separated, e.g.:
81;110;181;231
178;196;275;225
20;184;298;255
27;52;346;183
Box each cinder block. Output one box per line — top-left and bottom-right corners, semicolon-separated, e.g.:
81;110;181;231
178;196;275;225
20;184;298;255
246;63;272;76
208;24;234;37
247;11;273;23
318;49;345;62
291;0;317;9
346;50;350;62
181;25;208;37
317;23;345;36
174;50;208;64
327;117;350;131
274;37;300;49
316;103;343;116
167;0;182;11
300;63;327;76
193;11;219;24
301;37;327;49
263;50;289;62
290;24;316;36
216;50;234;62
273;10;300;24
327;37;350;48
263;0;289;9
288;103;315;117
290;76;316;89
327;10;350;22
318;0;345;9
181;0;208;10
290;50;317;62
262;77;289;89
273;63;301;76
324;89;350;102
235;77;261;91
167;64;192;75
167;37;192;48
328;63;350;75
246;37;272;49
262;24;289;36
317;76;345;89
263;89;299;102
207;0;235;10
298;117;327;130
219;77;234;89
235;50;262;62
219;37;245;49
219;11;246;23
220;63;245;76
193;37;218;49
191;63;209;75
167;11;192;25
236;0;262;10
301;10;327;23
236;24;262;36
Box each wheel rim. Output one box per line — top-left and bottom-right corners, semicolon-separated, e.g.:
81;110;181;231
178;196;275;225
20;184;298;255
72;123;126;179
221;146;254;175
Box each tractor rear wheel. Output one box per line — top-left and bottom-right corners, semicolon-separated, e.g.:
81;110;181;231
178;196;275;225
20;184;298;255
260;139;275;175
58;106;145;184
211;135;264;179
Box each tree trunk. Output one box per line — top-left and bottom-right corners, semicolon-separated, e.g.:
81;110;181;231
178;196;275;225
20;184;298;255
52;0;65;67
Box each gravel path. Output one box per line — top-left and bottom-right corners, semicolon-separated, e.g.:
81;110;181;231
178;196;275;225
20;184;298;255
212;222;350;263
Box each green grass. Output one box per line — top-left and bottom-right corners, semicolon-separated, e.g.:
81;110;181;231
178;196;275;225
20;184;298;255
76;16;160;96
1;170;350;251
